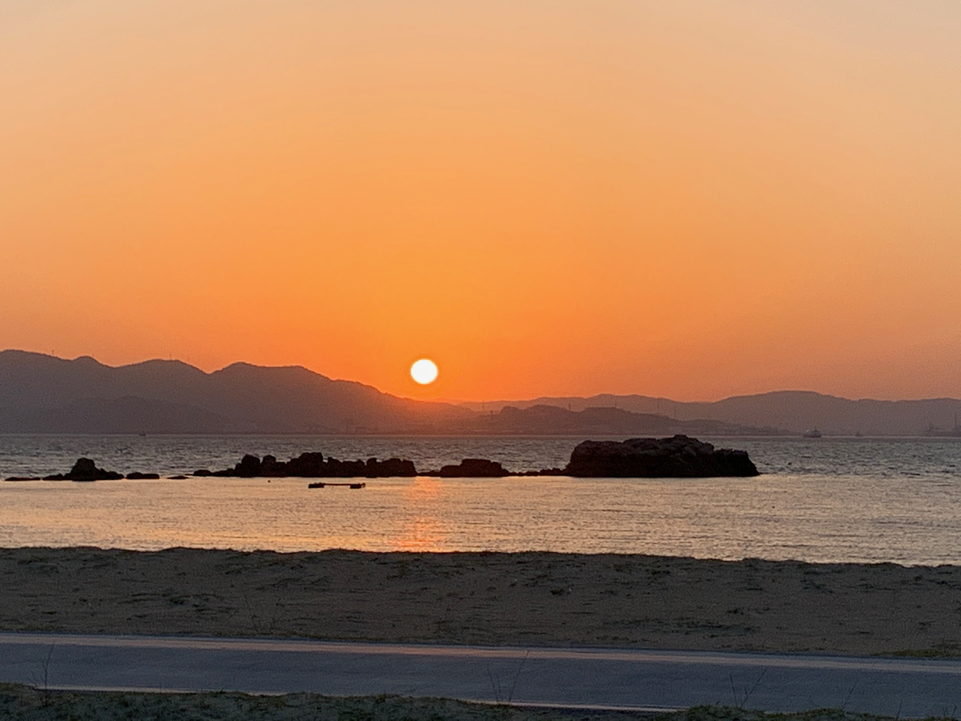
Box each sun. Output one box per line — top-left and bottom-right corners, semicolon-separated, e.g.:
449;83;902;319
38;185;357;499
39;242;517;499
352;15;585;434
410;359;439;385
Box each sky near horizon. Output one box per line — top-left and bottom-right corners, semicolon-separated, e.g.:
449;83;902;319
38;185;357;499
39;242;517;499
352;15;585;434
2;1;960;402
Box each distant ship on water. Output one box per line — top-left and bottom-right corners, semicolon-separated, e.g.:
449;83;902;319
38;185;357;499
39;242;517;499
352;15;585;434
802;428;823;438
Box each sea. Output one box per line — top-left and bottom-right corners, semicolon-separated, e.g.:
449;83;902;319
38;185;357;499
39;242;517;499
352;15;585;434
1;435;960;566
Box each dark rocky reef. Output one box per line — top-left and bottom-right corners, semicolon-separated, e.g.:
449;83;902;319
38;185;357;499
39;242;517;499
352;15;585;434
203;453;540;479
433;458;509;478
43;457;124;482
195;436;758;479
4;437;758;482
565;435;759;478
5;459;159;482
204;452;417;479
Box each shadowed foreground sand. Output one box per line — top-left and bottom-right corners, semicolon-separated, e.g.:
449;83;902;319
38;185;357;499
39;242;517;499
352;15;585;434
2;548;960;656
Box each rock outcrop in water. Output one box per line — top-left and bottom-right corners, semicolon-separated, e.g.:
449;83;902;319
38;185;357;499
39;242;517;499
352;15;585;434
204;452;417;478
43;457;124;482
196;436;758;479
3;437;759;482
204;453;515;479
125;471;160;480
5;460;167;482
434;458;510;478
564;435;759;478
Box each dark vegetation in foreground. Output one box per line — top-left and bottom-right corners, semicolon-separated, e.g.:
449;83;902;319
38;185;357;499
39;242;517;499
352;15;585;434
0;685;950;721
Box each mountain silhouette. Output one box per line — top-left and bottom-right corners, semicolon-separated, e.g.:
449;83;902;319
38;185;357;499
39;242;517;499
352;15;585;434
0;351;470;434
459;391;961;436
3;350;957;435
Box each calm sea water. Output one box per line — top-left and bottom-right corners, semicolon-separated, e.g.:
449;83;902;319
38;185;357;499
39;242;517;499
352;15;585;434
1;435;960;565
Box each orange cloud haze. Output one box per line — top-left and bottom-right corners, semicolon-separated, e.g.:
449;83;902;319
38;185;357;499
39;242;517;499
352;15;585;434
1;1;959;401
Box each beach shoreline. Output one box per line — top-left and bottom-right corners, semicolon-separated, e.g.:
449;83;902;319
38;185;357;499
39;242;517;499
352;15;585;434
2;547;959;657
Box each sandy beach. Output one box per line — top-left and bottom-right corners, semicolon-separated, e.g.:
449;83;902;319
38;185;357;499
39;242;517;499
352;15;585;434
2;547;959;657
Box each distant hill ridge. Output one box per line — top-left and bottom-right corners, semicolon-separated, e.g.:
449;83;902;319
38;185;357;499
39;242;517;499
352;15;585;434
0;350;469;434
459;391;961;436
1;350;958;435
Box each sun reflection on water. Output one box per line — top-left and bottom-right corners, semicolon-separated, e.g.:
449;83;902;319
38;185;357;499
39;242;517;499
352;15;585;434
390;476;446;552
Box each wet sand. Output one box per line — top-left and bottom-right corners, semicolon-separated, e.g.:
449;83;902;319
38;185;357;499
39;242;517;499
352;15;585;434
2;547;959;656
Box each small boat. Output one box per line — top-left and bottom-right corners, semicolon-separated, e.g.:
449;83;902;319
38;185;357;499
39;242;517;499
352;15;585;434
308;481;366;489
802;429;823;438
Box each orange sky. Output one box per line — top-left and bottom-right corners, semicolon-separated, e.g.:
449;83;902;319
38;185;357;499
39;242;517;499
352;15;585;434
2;1;959;402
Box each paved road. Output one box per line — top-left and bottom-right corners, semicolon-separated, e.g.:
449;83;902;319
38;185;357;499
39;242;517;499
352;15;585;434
2;633;961;717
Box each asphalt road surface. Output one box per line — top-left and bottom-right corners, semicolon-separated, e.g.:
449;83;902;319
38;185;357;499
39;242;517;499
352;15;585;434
2;633;960;717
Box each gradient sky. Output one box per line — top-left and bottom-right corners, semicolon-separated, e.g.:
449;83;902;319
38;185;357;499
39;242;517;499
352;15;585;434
2;1;959;401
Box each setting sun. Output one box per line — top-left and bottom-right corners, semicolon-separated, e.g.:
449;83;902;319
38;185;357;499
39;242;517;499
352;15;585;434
410;359;439;385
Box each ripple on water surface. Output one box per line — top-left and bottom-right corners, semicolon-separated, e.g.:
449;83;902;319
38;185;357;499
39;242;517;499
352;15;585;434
1;436;961;564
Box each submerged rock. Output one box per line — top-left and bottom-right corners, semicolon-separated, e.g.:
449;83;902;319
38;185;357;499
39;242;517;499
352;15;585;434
565;435;759;478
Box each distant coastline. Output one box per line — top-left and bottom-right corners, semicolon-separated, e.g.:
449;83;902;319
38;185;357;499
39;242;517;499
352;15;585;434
2;349;960;436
